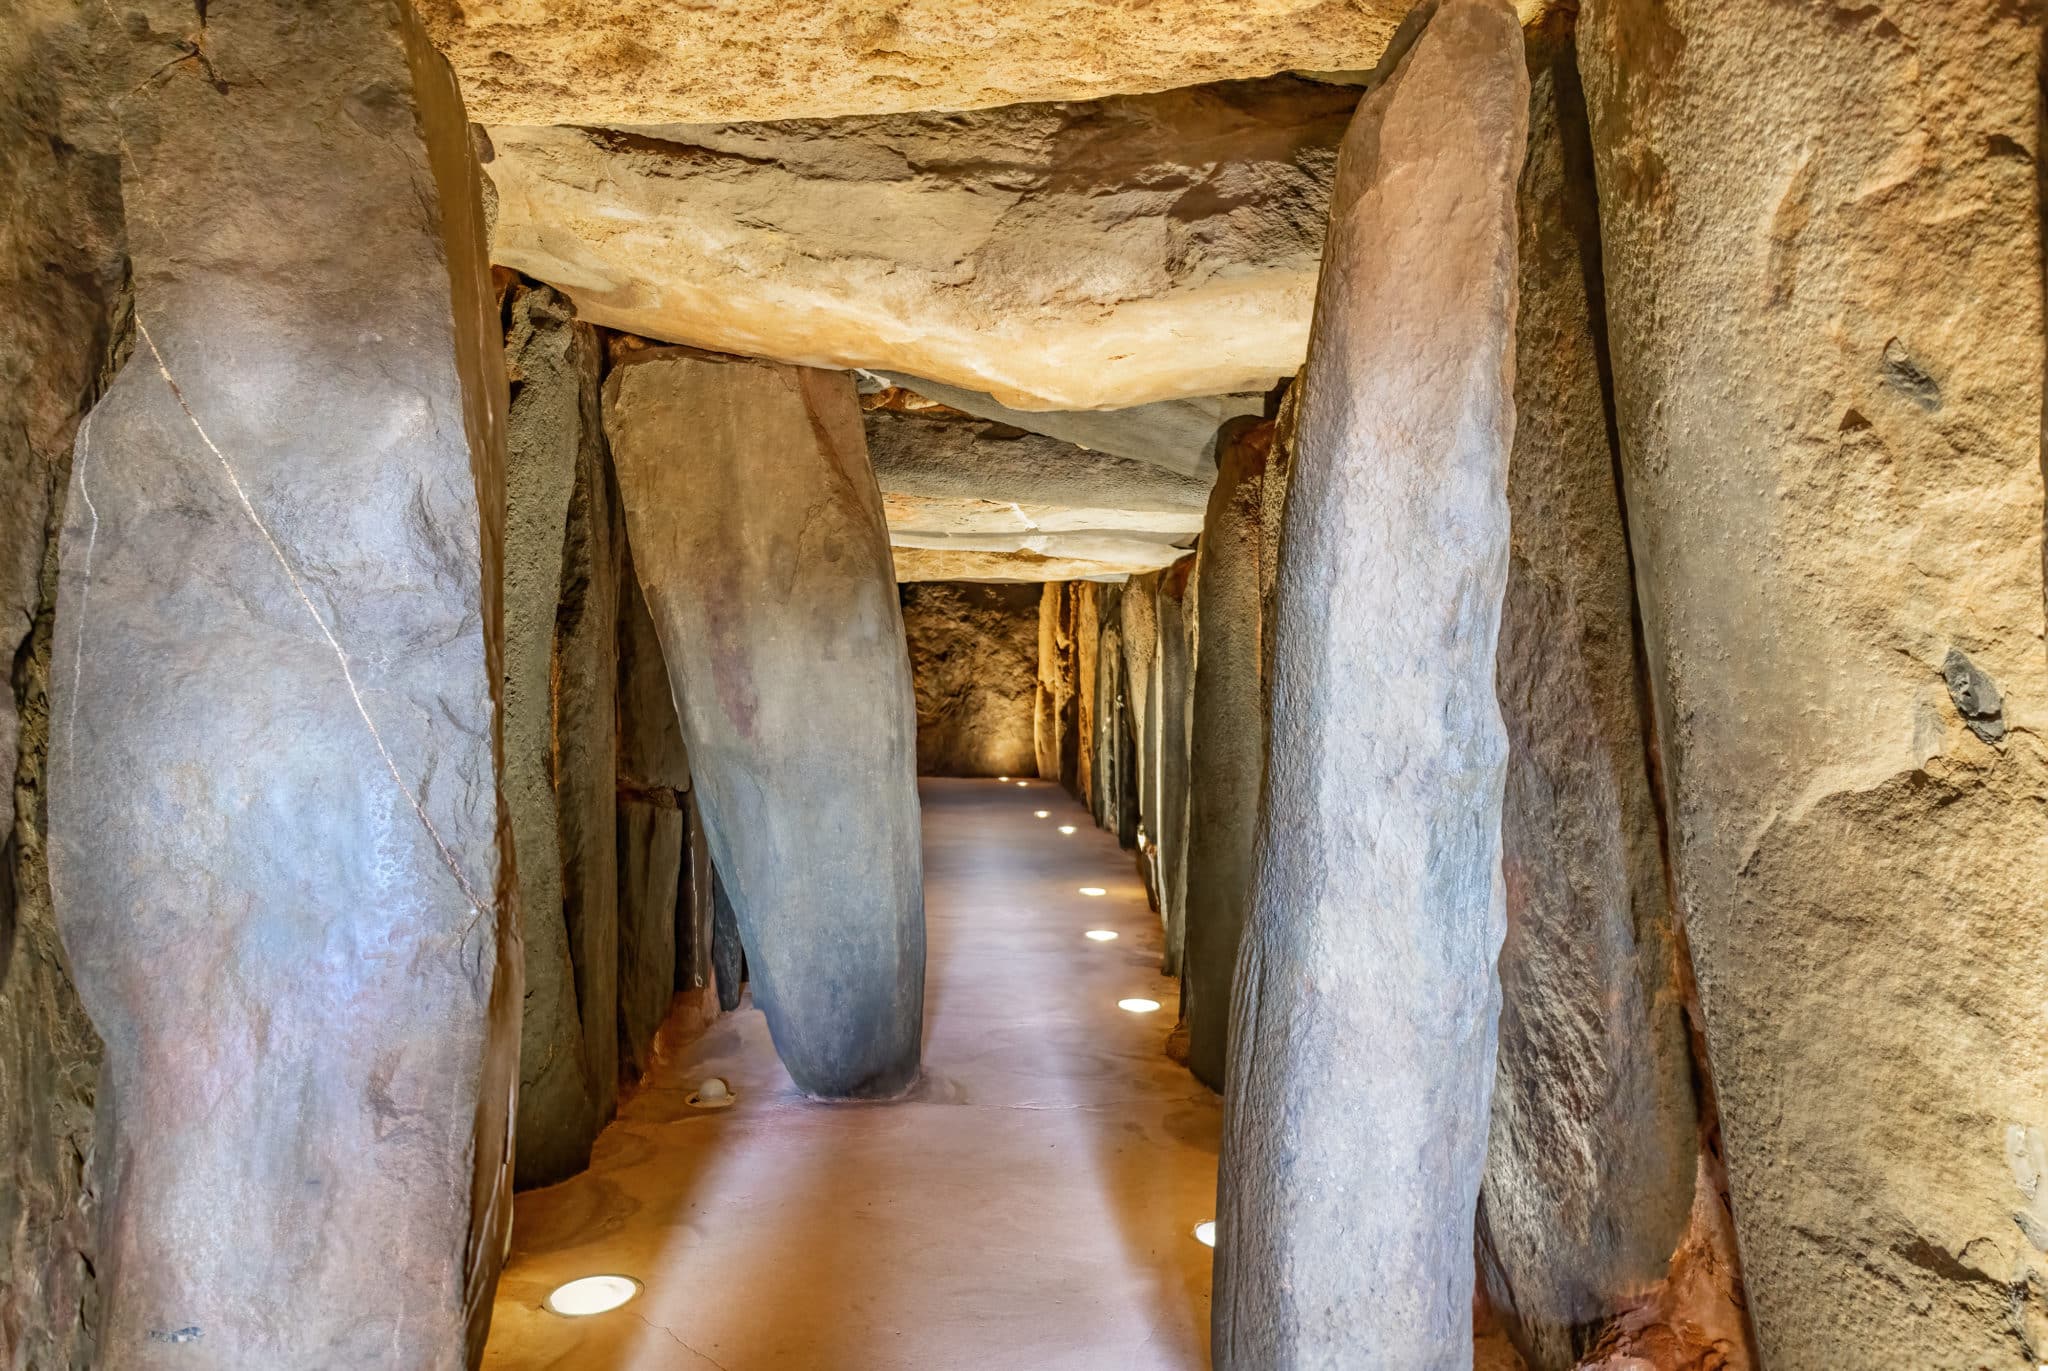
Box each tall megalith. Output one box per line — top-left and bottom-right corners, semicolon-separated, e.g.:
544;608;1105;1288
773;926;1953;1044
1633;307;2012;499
604;348;924;1099
1212;2;1528;1366
1153;554;1198;975
48;3;516;1365
1579;0;2048;1361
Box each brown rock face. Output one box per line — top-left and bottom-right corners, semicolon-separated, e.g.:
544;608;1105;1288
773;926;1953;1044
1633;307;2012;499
1579;0;2048;1363
482;79;1358;411
1154;555;1199;977
47;3;516;1364
420;0;1419;126
1211;1;1529;1365
1476;21;1703;1367
604;350;924;1099
0;1;123;1362
901;582;1041;779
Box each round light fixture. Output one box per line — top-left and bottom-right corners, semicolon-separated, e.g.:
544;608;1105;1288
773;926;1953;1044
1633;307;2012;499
1079;886;1107;897
1118;997;1161;1014
685;1077;735;1110
1034;810;1050;819
545;1275;641;1317
1016;781;1029;788
1194;1221;1217;1248
1085;930;1118;942
1059;825;1077;835
999;775;1010;782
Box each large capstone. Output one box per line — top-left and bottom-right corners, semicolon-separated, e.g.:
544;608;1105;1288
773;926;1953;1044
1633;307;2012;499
47;3;516;1362
604;348;925;1099
1476;17;1704;1367
482;79;1359;411
1212;2;1528;1366
1182;418;1278;1093
1579;0;2048;1360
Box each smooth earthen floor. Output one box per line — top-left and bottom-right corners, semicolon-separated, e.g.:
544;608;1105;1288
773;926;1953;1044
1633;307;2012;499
484;777;1219;1370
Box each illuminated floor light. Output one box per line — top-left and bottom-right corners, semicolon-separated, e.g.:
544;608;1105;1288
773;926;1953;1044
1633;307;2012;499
1118;997;1161;1014
1084;929;1118;942
1194;1221;1217;1247
545;1275;640;1317
999;775;1010;782
1016;781;1029;788
1058;825;1077;835
1079;886;1107;897
1034;810;1050;819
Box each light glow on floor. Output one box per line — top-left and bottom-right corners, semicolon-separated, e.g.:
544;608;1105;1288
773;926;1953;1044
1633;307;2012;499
1059;825;1077;835
1117;998;1161;1014
544;1275;640;1317
999;776;1010;782
1194;1221;1217;1248
1079;886;1107;897
1016;781;1029;787
1085;930;1118;942
1034;810;1050;818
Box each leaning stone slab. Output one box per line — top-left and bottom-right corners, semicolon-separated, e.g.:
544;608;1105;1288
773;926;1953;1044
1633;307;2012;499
1212;2;1528;1366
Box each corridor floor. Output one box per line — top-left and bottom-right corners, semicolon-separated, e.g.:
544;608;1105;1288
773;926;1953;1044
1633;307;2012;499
483;778;1220;1371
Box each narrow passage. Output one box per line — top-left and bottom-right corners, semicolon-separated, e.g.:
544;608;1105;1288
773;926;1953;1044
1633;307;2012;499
485;778;1220;1370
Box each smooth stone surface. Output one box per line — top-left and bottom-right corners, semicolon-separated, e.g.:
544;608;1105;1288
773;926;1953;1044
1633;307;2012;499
483;79;1357;411
892;547;1179;583
1182;418;1276;1093
48;3;516;1362
504;281;604;1187
0;1;122;1361
481;780;1217;1371
1213;3;1528;1366
605;351;924;1099
419;0;1470;125
1476;19;1703;1366
902;582;1041;778
1579;0;2048;1362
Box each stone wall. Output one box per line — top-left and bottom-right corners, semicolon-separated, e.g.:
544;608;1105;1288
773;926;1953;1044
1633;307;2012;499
901;581;1041;777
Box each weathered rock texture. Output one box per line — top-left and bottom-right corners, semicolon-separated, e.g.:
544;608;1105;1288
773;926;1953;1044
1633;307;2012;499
0;2;123;1361
1212;3;1528;1366
48;3;517;1364
605;350;924;1099
503;281;619;1189
1035;585;1062;781
419;0;1449;127
1182;418;1278;1092
1154;556;1198;976
901;582;1041;778
1119;576;1161;855
483;79;1359;411
893;547;1177;583
1074;584;1101;808
1476;20;1705;1368
1578;0;2048;1363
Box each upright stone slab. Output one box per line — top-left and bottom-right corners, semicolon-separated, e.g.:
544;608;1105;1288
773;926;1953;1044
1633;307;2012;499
48;3;515;1364
605;349;924;1099
1034;584;1062;779
1579;0;2048;1362
1212;3;1528;1367
710;862;745;1014
503;281;608;1188
1476;19;1702;1366
1074;583;1100;810
1183;417;1277;1092
1154;554;1197;975
1119;574;1161;867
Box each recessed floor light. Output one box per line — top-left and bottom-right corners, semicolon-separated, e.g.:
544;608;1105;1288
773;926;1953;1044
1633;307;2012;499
1085;930;1118;942
1058;825;1077;835
1079;886;1107;897
1034;810;1050;818
1015;781;1028;788
1118;997;1161;1014
999;775;1010;782
1194;1221;1217;1248
545;1275;640;1317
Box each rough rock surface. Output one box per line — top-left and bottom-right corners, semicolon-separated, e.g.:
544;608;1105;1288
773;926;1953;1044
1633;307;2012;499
1212;3;1528;1366
419;0;1460;126
0;1;123;1363
48;3;516;1363
893;547;1180;583
503;282;609;1188
483;79;1359;411
1154;556;1198;976
866;373;1265;480
605;350;924;1099
1476;21;1702;1367
1578;0;2048;1362
1119;576;1161;860
901;582;1041;778
1182;418;1277;1093
1035;586;1061;781
709;862;744;1015
1074;585;1100;809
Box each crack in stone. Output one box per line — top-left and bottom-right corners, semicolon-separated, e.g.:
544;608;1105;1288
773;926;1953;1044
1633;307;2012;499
65;408;100;759
133;317;490;920
632;1311;731;1370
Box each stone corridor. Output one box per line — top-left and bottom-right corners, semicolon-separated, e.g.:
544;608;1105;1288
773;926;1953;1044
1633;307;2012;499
482;779;1218;1370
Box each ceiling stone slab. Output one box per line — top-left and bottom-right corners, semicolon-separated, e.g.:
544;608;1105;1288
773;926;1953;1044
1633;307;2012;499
424;0;1415;126
483;78;1358;411
891;547;1156;583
